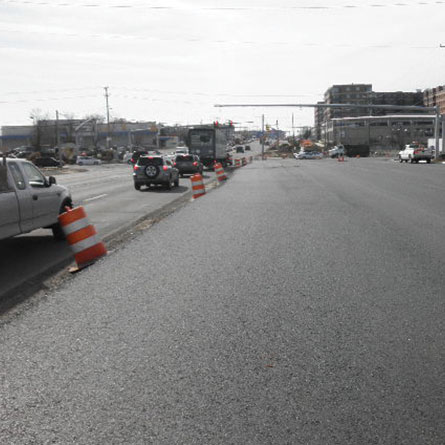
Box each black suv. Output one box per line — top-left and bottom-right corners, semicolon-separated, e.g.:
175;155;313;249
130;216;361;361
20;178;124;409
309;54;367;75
33;157;63;167
133;156;179;190
174;154;203;177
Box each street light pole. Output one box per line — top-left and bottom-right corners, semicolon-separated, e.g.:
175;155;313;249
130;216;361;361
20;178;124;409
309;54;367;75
104;86;111;149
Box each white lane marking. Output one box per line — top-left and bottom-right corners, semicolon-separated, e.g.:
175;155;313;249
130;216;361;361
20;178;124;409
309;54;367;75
84;193;108;203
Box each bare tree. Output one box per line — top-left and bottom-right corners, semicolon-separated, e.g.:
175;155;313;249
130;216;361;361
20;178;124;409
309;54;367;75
29;109;52;150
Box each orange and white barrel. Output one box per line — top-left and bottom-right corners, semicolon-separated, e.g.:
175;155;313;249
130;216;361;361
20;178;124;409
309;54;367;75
190;173;206;199
242;157;247;166
235;159;241;168
58;206;107;269
214;162;227;182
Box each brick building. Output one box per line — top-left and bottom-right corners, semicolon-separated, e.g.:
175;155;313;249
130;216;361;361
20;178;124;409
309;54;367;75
424;86;445;114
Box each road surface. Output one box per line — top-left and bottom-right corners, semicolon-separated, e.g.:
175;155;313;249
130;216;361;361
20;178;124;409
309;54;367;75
1;156;444;443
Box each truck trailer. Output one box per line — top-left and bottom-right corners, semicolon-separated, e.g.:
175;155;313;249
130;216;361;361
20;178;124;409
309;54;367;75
186;127;228;168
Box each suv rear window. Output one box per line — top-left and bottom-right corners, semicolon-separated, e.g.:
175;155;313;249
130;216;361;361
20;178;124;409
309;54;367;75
137;157;163;166
175;155;194;162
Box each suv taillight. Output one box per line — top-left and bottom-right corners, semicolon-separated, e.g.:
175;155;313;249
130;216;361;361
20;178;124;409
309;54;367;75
163;165;169;171
193;161;198;166
133;165;140;171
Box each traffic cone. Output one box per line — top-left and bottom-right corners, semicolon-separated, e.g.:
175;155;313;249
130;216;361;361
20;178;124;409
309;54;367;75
214;162;227;182
190;173;206;199
58;206;107;271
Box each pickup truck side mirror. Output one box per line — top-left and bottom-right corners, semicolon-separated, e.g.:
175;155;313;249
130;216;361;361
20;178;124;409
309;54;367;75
48;176;57;186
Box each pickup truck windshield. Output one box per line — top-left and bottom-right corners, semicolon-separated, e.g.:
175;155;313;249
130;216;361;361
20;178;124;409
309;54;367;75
21;162;46;186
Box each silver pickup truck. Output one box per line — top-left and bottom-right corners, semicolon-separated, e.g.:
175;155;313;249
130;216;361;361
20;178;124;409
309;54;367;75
0;157;72;241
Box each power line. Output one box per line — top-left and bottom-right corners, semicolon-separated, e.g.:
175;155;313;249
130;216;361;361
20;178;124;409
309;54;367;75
0;94;99;105
1;0;444;11
0;86;102;97
0;26;437;49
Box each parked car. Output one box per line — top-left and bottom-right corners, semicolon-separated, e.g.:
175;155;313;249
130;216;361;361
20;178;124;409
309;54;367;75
0;158;72;240
295;151;322;159
398;143;433;163
76;156;102;166
328;145;345;158
174;154;203;177
245;145;251;151
236;146;245;153
33;157;63;168
133;155;179;190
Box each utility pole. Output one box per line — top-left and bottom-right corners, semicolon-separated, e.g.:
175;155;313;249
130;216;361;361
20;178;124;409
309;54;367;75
441;114;445;157
55;110;60;162
104;86;111;149
276;120;279;149
434;106;440;159
261;114;265;160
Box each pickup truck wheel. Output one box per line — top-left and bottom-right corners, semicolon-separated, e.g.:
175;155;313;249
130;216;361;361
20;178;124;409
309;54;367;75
52;202;72;240
410;158;414;164
427;159;431;164
399;157;403;163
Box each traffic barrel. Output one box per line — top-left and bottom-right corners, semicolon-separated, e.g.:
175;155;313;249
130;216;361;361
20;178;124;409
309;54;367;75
235;158;241;168
58;206;107;270
190;173;206;199
214;162;227;182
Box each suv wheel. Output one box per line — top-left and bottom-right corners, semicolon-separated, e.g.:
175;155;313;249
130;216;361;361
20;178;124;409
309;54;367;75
134;183;141;190
174;177;179;187
166;177;172;190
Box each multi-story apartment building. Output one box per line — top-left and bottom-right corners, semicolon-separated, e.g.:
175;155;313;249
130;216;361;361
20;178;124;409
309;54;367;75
371;91;424;115
424;85;445;114
323;84;373;122
313;84;429;145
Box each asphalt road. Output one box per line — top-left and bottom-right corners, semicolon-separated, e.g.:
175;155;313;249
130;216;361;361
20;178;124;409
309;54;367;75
2;156;444;444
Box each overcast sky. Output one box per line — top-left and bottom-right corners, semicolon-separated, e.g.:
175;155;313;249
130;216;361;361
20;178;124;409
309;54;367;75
1;0;445;133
